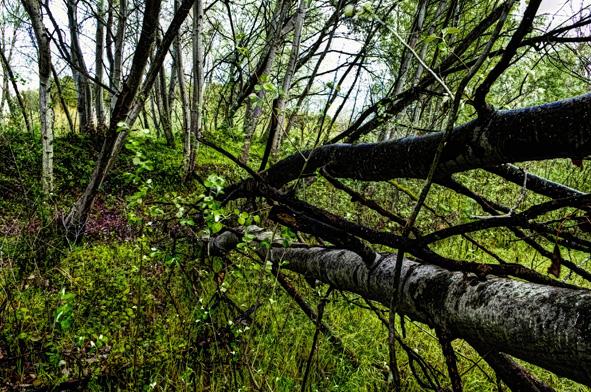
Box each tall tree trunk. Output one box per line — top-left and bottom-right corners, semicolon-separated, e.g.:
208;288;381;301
67;0;94;133
21;0;53;194
167;55;177;110
95;0;106;130
239;97;260;164
156;33;174;146
380;0;428;141
261;0;307;168
239;54;277;164
239;0;290;164
50;65;75;134
109;0;127;108
151;86;162;137
173;1;192;175
188;0;204;173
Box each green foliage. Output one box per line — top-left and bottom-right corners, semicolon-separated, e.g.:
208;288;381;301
50;76;77;108
54;288;75;331
2;16;590;386
1;125;589;390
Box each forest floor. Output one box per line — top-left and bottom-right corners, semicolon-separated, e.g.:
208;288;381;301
1;129;589;391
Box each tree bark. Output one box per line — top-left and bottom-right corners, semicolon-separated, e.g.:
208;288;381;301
380;0;428;141
231;92;591;197
22;0;53;194
155;31;174;146
51;64;75;134
109;0;126;107
211;231;591;386
239;0;290;164
95;0;106;130
0;41;32;134
188;0;204;173
67;0;94;133
172;5;192;175
63;0;195;239
261;0;307;168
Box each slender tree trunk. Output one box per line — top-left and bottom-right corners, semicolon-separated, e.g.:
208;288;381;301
95;0;106;130
239;0;290;164
22;0;53;194
188;0;204;173
0;26;17;122
380;0;428;141
173;3;192;175
271;0;306;155
167;55;177;110
50;65;75;134
283;2;345;142
0;43;32;134
109;0;127;107
239;53;277;164
67;0;94;133
0;62;10;118
239;97;260;164
151;86;162;138
157;35;174;146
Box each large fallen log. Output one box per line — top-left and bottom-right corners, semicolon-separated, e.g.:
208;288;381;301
228;93;591;198
212;231;591;386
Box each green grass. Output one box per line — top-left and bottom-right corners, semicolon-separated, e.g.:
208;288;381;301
1;127;590;391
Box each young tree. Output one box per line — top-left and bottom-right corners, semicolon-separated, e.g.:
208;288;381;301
189;0;204;162
95;0;106;130
21;0;53;194
66;0;94;133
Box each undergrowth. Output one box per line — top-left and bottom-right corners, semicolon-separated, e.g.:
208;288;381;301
0;128;589;391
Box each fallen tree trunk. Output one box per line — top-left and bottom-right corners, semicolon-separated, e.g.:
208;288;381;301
228;93;591;198
212;232;591;386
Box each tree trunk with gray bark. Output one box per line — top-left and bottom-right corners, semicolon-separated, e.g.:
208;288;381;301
67;0;94;133
211;231;591;386
230;92;591;197
95;0;106;130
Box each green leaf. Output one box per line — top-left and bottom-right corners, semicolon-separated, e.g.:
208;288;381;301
211;221;223;233
344;4;355;17
424;34;440;43
442;27;461;36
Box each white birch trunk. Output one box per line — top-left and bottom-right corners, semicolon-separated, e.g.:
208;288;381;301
21;0;53;194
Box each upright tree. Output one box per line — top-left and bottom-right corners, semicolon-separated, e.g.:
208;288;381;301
66;0;94;133
22;0;53;194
